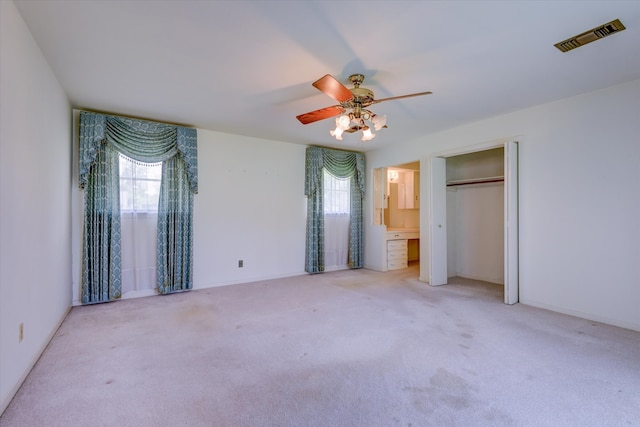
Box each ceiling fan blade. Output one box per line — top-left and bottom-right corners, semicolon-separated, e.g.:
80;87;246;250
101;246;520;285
296;105;345;125
368;91;433;106
312;74;354;103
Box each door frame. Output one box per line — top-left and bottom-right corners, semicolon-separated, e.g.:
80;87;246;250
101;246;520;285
426;139;519;304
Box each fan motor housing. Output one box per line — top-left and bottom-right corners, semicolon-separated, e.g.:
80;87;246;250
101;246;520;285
351;87;374;102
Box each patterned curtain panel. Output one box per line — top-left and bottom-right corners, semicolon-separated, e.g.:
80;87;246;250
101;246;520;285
349;175;364;268
304;146;365;273
79;111;198;303
82;143;121;303
157;155;194;294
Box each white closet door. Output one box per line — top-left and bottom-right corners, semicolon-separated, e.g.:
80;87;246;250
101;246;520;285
429;156;448;286
504;141;519;304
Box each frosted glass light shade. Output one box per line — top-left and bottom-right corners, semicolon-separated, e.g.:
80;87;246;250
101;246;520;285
337;115;350;130
330;127;344;140
372;114;387;131
361;127;375;141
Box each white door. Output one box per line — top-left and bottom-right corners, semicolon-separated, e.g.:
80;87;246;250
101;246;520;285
504;141;519;304
429;156;448;286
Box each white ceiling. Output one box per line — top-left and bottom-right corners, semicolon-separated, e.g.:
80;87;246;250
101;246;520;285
14;0;640;152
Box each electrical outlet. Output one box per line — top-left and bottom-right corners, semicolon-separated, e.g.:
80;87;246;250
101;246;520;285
19;323;23;343
238;260;243;268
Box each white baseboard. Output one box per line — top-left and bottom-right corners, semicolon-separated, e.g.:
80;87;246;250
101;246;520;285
194;270;308;290
364;264;385;272
520;298;640;332
450;273;504;285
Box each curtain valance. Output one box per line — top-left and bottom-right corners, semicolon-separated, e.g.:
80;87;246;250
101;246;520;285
304;146;365;198
79;112;198;193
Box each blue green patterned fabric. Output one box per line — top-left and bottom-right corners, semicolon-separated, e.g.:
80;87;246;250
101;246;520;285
79;114;198;193
304;146;365;273
157;155;193;294
81;143;121;303
79;111;198;302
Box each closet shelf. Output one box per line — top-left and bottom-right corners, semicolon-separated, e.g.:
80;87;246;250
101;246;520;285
446;176;504;187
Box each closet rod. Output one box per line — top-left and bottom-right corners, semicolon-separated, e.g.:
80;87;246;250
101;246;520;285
446;176;504;187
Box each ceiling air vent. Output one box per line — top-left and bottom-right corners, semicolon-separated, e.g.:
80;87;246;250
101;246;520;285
554;19;626;53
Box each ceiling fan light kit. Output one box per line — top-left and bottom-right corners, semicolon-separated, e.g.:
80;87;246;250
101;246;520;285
296;73;431;142
330;110;386;141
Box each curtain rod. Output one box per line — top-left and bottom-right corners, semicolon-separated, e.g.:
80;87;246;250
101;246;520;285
78;109;195;129
308;145;365;155
446;176;504;187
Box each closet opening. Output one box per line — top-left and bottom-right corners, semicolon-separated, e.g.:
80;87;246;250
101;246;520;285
428;141;518;305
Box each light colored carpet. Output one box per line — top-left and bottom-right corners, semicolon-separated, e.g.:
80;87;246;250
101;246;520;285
2;265;639;426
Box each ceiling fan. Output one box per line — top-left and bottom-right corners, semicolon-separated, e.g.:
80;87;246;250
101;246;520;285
296;74;432;141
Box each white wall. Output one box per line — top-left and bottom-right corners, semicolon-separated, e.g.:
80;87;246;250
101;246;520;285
447;183;504;283
71;125;308;303
192;130;307;288
0;0;72;413
366;79;640;331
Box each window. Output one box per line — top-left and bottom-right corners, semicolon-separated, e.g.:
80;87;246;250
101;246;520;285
119;155;162;212
323;169;350;214
323;169;350;270
119;155;162;295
